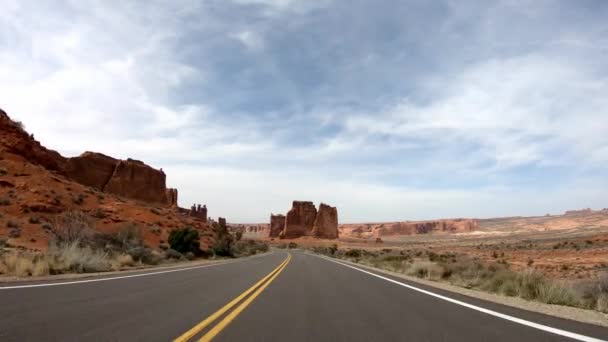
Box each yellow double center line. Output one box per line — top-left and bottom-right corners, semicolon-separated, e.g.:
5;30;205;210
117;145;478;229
174;253;291;342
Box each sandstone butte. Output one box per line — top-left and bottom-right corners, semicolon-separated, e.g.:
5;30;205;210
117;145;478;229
269;214;285;238
274;201;339;239
0;108;223;251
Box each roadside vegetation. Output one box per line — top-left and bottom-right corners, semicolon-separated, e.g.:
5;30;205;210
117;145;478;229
309;246;608;313
0;211;269;277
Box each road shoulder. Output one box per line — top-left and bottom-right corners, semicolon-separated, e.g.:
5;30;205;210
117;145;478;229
0;251;274;284
307;252;608;328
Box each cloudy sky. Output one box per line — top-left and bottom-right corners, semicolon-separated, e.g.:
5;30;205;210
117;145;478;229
1;0;607;223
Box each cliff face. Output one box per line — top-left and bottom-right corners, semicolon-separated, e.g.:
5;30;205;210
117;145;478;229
65;152;118;190
273;201;339;239
0;110;177;206
269;214;285;238
280;201;318;238
103;159;169;204
312;203;338;239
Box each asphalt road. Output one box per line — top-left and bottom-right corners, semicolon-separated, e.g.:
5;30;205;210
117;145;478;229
0;250;606;341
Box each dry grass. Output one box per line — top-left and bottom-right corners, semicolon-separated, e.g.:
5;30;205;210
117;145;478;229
312;247;604;313
0;241;138;276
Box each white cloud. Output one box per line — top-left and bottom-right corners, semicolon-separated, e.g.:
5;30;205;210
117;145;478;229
1;1;606;223
230;30;264;51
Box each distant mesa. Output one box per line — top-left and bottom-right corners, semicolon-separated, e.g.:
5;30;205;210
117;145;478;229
271;201;339;239
564;208;593;216
339;218;478;238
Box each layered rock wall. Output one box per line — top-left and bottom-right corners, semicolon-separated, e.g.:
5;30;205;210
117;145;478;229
273;201;339;239
269;214;286;237
280;201;317;238
312;203;338;239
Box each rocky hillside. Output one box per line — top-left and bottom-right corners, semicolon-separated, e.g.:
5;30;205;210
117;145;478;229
0;108;221;252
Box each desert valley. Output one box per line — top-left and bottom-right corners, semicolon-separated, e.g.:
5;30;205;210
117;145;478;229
1;108;607;317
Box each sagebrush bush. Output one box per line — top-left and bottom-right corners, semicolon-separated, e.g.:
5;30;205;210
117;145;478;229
230;240;269;257
51;211;94;244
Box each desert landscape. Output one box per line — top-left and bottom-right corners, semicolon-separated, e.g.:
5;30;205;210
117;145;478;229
228;202;608;314
1;107;607;317
0;108;265;277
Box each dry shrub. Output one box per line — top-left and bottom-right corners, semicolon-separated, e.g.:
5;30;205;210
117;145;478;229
407;261;444;280
51;211;95;244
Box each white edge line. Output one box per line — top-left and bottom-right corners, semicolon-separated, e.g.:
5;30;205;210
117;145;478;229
0;252;273;290
309;253;606;342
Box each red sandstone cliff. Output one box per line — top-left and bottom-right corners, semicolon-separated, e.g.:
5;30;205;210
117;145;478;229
312;203;338;239
0;109;176;206
280;201;317;238
274;201;339;239
269;214;285;238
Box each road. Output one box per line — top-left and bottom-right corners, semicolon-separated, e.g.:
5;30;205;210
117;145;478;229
0;250;606;341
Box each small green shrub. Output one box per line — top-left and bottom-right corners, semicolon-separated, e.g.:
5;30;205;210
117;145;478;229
0;197;11;206
288;242;298;249
29;216;41;224
0;167;7;176
168;227;201;255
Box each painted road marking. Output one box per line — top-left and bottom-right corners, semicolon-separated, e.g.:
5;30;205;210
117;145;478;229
311;253;606;342
174;253;291;342
0;253;273;290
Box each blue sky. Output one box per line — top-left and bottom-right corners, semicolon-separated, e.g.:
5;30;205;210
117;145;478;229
1;0;607;222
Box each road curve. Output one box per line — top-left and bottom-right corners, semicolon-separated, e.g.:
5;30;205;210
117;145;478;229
0;250;606;341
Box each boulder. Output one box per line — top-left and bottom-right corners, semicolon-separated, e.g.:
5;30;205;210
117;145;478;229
280;201;317;238
269;214;285;238
312;203;338;239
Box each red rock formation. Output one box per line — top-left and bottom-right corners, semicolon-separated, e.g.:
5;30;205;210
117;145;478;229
165;188;178;207
103;159;168;204
189;203;207;222
269;214;285;237
312;203;338;239
0;109;178;207
280;201;317;238
65;152;118;190
0;108;65;171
